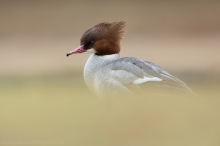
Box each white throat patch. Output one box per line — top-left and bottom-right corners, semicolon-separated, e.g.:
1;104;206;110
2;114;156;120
82;48;96;54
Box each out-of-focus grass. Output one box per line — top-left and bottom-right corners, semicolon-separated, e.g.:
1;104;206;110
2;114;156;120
0;72;220;146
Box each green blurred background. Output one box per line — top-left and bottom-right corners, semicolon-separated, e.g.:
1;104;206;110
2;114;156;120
0;0;220;146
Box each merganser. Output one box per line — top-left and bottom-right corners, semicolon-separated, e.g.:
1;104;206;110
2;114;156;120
67;21;193;97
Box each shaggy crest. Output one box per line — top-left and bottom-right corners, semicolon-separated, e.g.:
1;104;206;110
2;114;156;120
80;21;126;44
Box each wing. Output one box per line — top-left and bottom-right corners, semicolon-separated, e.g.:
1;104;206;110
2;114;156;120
104;57;194;96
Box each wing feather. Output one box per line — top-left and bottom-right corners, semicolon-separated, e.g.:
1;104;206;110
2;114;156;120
104;57;193;94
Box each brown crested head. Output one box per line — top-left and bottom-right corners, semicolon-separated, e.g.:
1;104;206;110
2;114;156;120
80;21;126;55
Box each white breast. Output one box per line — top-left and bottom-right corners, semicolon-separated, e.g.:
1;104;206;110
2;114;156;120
84;53;126;96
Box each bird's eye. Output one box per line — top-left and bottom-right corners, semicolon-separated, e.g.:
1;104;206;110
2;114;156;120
84;40;95;50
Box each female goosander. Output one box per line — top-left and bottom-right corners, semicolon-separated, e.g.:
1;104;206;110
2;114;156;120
67;21;193;97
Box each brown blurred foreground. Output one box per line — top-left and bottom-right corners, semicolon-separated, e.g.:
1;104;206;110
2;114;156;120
0;73;220;146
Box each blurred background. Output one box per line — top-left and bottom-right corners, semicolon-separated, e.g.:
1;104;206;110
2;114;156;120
0;0;220;146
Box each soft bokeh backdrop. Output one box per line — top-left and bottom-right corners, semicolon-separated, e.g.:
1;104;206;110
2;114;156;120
0;0;220;146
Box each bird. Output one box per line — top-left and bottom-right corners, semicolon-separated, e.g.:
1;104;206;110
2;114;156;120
66;21;194;97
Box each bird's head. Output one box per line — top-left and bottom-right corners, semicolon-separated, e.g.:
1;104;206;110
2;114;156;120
67;21;126;56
